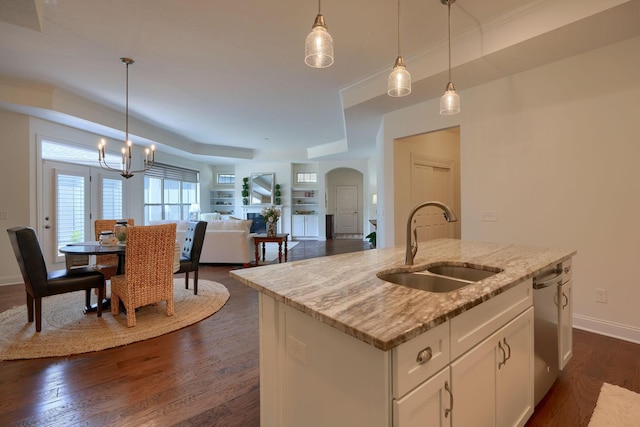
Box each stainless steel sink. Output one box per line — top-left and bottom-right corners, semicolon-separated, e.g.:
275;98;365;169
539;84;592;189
377;263;502;293
378;272;472;293
427;264;502;282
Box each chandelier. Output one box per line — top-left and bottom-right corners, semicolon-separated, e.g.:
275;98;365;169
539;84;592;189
98;57;155;179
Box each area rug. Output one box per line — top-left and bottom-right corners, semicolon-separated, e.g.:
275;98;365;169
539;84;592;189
588;382;640;426
0;278;229;361
261;241;299;262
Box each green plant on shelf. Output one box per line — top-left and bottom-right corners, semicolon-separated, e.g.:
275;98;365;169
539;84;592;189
365;231;376;248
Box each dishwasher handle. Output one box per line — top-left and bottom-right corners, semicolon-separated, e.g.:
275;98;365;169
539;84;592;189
533;269;562;289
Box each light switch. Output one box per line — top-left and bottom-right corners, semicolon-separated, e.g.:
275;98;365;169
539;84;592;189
481;210;497;222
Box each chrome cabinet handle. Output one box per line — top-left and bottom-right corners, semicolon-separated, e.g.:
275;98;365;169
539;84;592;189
444;380;453;418
503;338;511;363
498;341;506;369
416;347;433;364
562;292;569;309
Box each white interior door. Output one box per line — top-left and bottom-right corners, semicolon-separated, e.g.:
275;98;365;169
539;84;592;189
41;161;92;266
410;156;455;242
335;185;358;234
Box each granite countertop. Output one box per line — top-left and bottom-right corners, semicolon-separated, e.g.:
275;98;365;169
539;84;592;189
230;238;576;351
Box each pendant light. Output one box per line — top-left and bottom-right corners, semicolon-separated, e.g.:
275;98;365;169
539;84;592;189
98;58;155;179
305;0;334;68
440;0;460;115
388;0;411;97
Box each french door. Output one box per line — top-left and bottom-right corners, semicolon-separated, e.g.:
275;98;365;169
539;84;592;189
40;160;126;267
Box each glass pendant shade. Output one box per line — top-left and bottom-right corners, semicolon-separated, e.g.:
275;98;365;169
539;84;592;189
305;14;334;68
440;82;460;115
388;56;411;97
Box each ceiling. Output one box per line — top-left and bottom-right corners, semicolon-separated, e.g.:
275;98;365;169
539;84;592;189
0;0;638;165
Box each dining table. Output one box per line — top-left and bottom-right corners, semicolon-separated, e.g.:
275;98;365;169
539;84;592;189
59;241;182;313
59;242;126;313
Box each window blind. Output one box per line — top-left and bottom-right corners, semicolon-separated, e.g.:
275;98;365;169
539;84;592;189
146;163;199;183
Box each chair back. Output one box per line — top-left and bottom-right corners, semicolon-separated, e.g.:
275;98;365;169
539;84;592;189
181;221;207;266
7;227;48;297
94;218;134;266
124;224;176;289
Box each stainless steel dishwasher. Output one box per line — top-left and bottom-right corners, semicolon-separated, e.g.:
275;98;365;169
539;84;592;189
533;260;572;405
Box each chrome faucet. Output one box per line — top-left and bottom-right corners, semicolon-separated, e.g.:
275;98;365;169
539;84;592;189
405;201;458;265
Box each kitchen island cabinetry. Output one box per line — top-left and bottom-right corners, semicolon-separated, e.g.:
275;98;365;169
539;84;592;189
231;239;576;427
258;278;534;427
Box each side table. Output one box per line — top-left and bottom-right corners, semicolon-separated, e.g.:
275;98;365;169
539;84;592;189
253;233;289;265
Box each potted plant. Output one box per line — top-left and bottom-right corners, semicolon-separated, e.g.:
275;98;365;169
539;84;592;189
365;231;376;248
275;183;281;205
242;177;249;205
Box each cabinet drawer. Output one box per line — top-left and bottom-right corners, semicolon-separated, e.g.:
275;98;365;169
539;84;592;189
450;279;532;360
392;320;449;398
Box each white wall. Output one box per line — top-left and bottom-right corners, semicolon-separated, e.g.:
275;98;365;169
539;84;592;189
0;111;31;285
382;35;640;343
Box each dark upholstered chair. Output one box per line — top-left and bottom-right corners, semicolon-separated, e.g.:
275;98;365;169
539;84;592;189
176;221;207;295
7;227;106;332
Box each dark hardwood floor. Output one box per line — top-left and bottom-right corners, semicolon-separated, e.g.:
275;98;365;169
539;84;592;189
1;239;638;426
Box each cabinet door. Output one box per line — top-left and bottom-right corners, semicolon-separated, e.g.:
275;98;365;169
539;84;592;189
292;215;305;237
497;308;534;427
451;333;498;427
558;280;573;370
393;367;452;427
452;308;534;427
306;215;319;237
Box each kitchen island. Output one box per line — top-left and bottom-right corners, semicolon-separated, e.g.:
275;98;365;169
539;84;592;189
231;238;576;427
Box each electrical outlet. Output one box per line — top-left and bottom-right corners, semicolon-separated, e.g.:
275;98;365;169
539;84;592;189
481;210;497;222
595;288;607;303
287;335;308;365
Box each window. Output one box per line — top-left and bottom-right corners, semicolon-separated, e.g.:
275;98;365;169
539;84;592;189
102;177;123;219
144;163;199;223
217;173;235;184
296;172;317;183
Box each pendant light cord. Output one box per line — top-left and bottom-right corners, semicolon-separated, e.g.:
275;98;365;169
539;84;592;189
125;61;129;143
397;0;401;57
447;1;452;82
318;0;322;14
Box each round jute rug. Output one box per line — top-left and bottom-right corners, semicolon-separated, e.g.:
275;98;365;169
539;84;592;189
0;278;229;361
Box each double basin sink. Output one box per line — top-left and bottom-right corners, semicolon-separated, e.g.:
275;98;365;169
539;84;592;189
377;263;503;293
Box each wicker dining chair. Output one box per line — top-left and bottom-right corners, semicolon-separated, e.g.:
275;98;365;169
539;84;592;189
94;218;134;279
110;223;176;327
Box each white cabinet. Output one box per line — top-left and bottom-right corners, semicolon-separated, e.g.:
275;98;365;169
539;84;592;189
451;308;534;427
558;260;573;370
292;214;318;238
393;367;452;427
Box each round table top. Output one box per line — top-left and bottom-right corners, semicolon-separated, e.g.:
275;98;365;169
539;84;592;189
59;242;125;255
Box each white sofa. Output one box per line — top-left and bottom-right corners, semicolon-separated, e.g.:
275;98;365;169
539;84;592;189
149;219;254;266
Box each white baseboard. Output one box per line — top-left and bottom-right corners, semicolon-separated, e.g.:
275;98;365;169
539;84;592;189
0;276;22;286
573;314;640;345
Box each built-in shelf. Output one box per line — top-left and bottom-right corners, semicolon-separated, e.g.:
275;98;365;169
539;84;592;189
210;189;235;215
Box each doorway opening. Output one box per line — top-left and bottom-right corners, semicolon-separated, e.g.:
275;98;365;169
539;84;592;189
393;127;461;246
